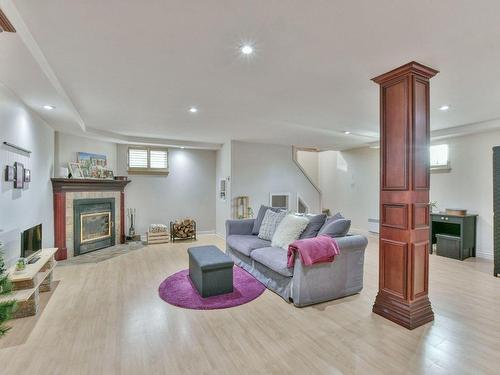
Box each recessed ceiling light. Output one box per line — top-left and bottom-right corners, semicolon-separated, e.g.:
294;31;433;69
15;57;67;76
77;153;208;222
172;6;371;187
344;131;351;135
439;105;450;111
189;107;198;113
43;105;55;110
240;44;254;55
180;146;185;149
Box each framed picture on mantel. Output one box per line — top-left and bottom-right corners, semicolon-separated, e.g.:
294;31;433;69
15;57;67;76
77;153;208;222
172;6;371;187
68;162;84;179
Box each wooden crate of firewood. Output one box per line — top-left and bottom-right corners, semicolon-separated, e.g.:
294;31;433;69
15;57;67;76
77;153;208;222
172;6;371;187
170;218;197;242
147;224;170;244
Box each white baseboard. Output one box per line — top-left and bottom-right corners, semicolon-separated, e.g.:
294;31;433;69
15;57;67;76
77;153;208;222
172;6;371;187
197;230;216;235
215;232;225;240
475;250;494;260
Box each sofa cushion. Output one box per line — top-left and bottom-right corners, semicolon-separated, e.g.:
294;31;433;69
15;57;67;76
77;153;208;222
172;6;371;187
325;212;344;224
226;235;271;256
250;247;293;277
258;209;287;241
299;213;327;239
252;205;281;234
272;214;310;249
318;217;351;238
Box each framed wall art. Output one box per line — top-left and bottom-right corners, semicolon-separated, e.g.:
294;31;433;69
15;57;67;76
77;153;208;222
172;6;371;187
24;169;31;183
14;162;24;189
5;165;14;182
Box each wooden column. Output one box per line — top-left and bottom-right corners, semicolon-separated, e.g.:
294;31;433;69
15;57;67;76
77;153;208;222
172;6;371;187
372;62;438;330
120;191;126;244
53;191;67;261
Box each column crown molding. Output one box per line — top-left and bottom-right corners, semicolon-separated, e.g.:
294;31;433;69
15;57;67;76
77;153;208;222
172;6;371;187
372;61;439;84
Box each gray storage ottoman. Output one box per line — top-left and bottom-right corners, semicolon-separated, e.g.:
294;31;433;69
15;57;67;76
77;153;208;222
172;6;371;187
188;245;234;297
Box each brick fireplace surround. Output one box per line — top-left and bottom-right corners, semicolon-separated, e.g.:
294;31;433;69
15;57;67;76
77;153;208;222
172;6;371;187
51;178;130;261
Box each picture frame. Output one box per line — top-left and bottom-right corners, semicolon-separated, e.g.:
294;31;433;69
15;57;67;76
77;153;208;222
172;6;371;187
68;162;84;179
5;165;14;182
14;162;24;189
24;169;31;183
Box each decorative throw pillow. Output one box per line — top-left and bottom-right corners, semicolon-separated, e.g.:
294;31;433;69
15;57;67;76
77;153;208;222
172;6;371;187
299;214;327;239
252;205;281;234
258;210;287;241
317;217;351;238
272;214;310;250
324;212;344;224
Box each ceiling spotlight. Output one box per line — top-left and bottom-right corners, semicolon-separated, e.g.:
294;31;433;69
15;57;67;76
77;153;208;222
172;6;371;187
439;105;450;111
344;131;351;135
43;105;55;110
240;44;254;55
180;146;185;149
189;107;198;113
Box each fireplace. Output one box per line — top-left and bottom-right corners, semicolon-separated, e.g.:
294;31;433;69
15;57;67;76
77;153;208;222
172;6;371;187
51;178;130;260
74;198;115;255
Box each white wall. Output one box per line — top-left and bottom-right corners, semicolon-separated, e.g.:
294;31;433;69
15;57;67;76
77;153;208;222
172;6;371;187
54;132;118;174
117;145;216;234
0;85;54;266
231;141;321;218
430;131;500;259
215;142;231;237
296;150;319;187
319;148;379;232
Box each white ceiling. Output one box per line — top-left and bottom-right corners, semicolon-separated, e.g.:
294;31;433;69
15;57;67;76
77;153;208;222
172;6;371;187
2;0;500;150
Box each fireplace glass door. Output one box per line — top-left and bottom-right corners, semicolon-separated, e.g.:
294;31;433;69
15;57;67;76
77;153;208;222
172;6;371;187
74;198;115;255
80;211;112;243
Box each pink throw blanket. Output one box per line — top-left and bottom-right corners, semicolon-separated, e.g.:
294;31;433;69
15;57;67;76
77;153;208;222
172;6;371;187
287;235;340;268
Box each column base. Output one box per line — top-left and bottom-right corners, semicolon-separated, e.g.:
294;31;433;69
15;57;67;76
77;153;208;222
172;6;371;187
55;247;67;261
373;292;434;330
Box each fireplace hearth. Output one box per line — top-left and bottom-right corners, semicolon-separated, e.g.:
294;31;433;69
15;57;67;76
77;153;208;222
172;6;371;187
74;198;115;256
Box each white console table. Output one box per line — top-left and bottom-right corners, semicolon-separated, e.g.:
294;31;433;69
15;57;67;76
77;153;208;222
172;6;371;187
0;248;57;318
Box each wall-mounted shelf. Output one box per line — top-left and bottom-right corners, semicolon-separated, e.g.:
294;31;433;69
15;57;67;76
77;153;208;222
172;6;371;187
3;141;32;154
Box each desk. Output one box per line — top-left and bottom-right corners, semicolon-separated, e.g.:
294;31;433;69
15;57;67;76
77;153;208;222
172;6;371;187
430;213;477;258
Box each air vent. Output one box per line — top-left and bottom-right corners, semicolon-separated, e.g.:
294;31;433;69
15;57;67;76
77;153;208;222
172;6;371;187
0;8;16;33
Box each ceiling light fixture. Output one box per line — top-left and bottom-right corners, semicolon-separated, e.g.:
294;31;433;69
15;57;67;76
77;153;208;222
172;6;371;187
180;146;185;149
188;107;198;113
439;105;450;111
43;105;55;110
240;44;254;55
344;131;351;135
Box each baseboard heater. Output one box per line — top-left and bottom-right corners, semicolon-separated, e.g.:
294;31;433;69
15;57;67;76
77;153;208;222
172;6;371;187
368;218;379;234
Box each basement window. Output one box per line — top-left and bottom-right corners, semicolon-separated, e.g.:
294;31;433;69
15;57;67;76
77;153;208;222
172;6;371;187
128;147;169;175
430;144;450;171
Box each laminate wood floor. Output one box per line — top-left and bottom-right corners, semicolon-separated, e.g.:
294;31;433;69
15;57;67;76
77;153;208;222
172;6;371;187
1;234;499;374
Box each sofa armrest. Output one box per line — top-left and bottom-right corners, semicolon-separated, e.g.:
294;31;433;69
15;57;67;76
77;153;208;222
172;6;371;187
225;219;255;236
291;234;368;307
335;234;369;252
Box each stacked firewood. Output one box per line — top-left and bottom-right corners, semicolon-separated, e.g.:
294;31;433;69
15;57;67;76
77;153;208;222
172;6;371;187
171;218;196;239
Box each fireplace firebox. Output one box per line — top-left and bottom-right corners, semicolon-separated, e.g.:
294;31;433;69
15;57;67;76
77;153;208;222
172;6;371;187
74;198;115;256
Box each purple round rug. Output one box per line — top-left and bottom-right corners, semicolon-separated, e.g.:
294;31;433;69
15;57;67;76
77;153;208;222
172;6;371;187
158;266;266;310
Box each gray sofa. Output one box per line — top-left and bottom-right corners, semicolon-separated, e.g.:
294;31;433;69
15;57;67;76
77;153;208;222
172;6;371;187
225;218;368;307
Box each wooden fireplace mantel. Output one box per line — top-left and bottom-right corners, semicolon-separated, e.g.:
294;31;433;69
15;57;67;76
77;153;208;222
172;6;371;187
51;178;130;260
51;178;130;192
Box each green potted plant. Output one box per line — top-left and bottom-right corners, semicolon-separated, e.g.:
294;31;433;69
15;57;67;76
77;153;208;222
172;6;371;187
0;241;18;337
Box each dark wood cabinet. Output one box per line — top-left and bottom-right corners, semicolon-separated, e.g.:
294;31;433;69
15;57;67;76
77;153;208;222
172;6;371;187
430;213;477;260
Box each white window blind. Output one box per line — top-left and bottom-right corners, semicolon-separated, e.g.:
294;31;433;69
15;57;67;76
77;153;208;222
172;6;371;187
150;150;168;169
127;147;169;174
128;149;148;168
430;144;449;168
